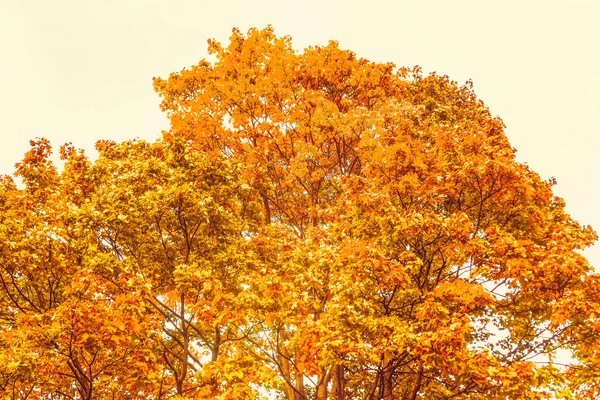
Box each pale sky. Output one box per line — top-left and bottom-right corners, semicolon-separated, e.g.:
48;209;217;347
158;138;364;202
1;0;599;267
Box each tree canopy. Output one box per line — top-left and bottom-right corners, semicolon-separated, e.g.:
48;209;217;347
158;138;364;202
1;27;598;399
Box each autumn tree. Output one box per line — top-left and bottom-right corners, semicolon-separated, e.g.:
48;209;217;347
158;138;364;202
0;27;598;399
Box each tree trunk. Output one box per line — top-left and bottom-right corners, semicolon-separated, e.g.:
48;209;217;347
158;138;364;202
177;292;188;395
382;353;394;400
294;371;305;400
382;366;393;400
315;367;332;400
409;364;423;400
332;364;345;400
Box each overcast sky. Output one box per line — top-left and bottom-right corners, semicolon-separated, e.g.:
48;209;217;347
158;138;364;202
1;0;599;267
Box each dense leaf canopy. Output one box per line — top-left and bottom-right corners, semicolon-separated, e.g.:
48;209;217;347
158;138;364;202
0;27;598;399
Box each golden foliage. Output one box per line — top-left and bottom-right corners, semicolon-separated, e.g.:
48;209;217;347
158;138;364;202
0;27;597;399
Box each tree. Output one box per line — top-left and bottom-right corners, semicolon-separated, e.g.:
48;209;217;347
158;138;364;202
0;26;598;399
